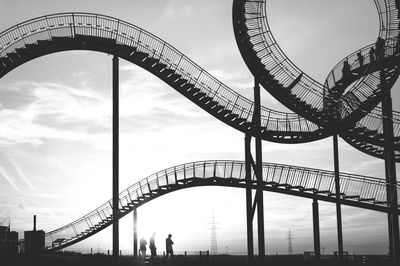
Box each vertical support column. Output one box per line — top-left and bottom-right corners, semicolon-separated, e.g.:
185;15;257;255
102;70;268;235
381;70;399;265
112;55;119;258
253;79;265;260
245;134;254;261
133;208;138;260
312;199;321;261
382;68;393;262
333;134;343;264
387;212;394;261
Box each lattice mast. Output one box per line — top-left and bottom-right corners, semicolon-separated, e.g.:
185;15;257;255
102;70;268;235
288;229;293;255
210;212;217;255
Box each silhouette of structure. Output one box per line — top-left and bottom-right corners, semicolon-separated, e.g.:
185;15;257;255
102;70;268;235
0;221;18;255
0;0;399;264
24;215;45;255
232;0;400;264
210;213;217;255
112;54;119;259
37;161;399;252
133;209;138;260
312;199;321;261
288;229;293;255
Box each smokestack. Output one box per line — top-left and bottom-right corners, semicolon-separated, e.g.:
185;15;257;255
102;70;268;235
33;215;36;231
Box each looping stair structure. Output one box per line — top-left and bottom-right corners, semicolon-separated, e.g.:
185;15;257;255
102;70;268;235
233;0;400;160
0;0;400;255
46;160;400;251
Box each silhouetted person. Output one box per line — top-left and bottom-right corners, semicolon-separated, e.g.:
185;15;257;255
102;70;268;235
140;237;147;258
375;36;385;60
357;51;364;67
342;58;351;80
165;234;174;260
150;232;157;261
369;47;375;63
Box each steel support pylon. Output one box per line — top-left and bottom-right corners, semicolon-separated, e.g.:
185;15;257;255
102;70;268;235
133;208;138;260
244;78;265;262
245;134;254;261
333;134;344;264
381;68;400;265
112;55;120;258
312;199;321;262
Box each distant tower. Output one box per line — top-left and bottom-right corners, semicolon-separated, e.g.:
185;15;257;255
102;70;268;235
210;212;217;255
288;229;293;255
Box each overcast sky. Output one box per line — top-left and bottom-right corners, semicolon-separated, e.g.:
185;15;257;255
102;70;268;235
0;0;397;256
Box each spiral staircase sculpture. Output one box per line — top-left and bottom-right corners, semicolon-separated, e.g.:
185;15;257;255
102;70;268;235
232;0;400;160
0;0;399;257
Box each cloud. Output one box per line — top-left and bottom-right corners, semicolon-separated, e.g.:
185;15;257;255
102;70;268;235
208;68;284;107
0;81;111;146
0;82;38;110
208;69;253;91
119;63;213;121
9;157;37;191
0;165;21;193
31;82;108;124
0;108;103;146
0;215;10;226
347;158;384;176
162;0;194;19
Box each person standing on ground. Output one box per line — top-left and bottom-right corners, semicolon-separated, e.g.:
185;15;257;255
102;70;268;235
139;237;147;258
150;232;157;260
165;234;174;260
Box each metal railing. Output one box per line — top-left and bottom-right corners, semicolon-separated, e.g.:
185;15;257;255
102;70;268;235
235;0;400;157
1;11;399;151
0;4;397;254
44;160;400;250
325;37;399;121
0;12;324;141
240;0;400;123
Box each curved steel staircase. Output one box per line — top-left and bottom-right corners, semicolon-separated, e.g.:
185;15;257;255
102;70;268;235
0;1;399;253
0;13;327;144
46;160;400;251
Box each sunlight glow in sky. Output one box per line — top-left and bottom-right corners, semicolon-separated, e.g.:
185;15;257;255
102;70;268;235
0;0;397;255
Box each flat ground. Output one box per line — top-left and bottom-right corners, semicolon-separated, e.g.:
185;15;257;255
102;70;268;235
1;254;395;266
